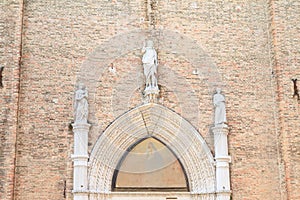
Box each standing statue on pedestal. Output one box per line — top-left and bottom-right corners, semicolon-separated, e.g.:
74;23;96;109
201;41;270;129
213;88;227;126
74;84;89;124
142;40;158;91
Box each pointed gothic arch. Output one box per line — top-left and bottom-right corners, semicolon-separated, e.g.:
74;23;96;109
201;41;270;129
88;103;216;196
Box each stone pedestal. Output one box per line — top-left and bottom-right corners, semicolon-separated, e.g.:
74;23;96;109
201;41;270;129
212;125;231;200
72;123;91;200
144;86;159;103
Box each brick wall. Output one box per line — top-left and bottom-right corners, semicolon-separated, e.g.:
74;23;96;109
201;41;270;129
0;0;299;200
0;0;23;199
270;1;300;199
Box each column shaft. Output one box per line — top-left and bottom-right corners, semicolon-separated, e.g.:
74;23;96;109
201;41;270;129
72;123;90;200
212;126;231;200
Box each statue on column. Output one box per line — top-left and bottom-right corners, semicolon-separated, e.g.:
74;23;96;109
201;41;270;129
142;40;159;91
74;83;89;124
213;88;227;126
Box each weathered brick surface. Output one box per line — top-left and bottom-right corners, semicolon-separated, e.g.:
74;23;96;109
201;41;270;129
0;0;23;200
0;0;299;200
270;1;300;199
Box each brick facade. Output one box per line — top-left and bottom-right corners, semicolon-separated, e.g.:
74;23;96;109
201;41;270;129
0;0;299;199
0;0;23;199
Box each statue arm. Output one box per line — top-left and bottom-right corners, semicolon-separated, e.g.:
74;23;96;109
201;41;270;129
73;96;78;118
142;42;146;53
75;91;81;100
75;90;88;100
213;96;221;107
213;96;217;106
74;100;77;110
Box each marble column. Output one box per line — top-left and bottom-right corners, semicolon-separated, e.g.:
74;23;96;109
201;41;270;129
212;125;231;200
72;123;91;200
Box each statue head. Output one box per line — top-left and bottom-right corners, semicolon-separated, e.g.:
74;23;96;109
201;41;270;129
77;83;86;90
216;88;222;93
145;40;154;48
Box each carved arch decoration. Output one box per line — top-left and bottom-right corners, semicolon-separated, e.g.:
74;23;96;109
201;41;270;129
88;103;216;196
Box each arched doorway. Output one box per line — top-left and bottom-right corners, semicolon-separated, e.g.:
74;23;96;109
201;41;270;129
88;103;216;200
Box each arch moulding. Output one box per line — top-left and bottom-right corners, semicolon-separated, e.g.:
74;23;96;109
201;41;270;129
88;103;216;199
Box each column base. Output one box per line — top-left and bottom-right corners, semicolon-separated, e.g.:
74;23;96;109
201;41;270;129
144;87;159;103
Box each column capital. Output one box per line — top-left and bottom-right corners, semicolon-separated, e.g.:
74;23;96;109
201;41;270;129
216;190;231;193
215;155;231;163
212;125;229;135
71;154;89;160
72;123;91;133
72;123;91;130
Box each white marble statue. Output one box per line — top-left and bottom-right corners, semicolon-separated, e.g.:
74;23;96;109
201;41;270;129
142;40;158;90
213;88;227;126
74;84;88;124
